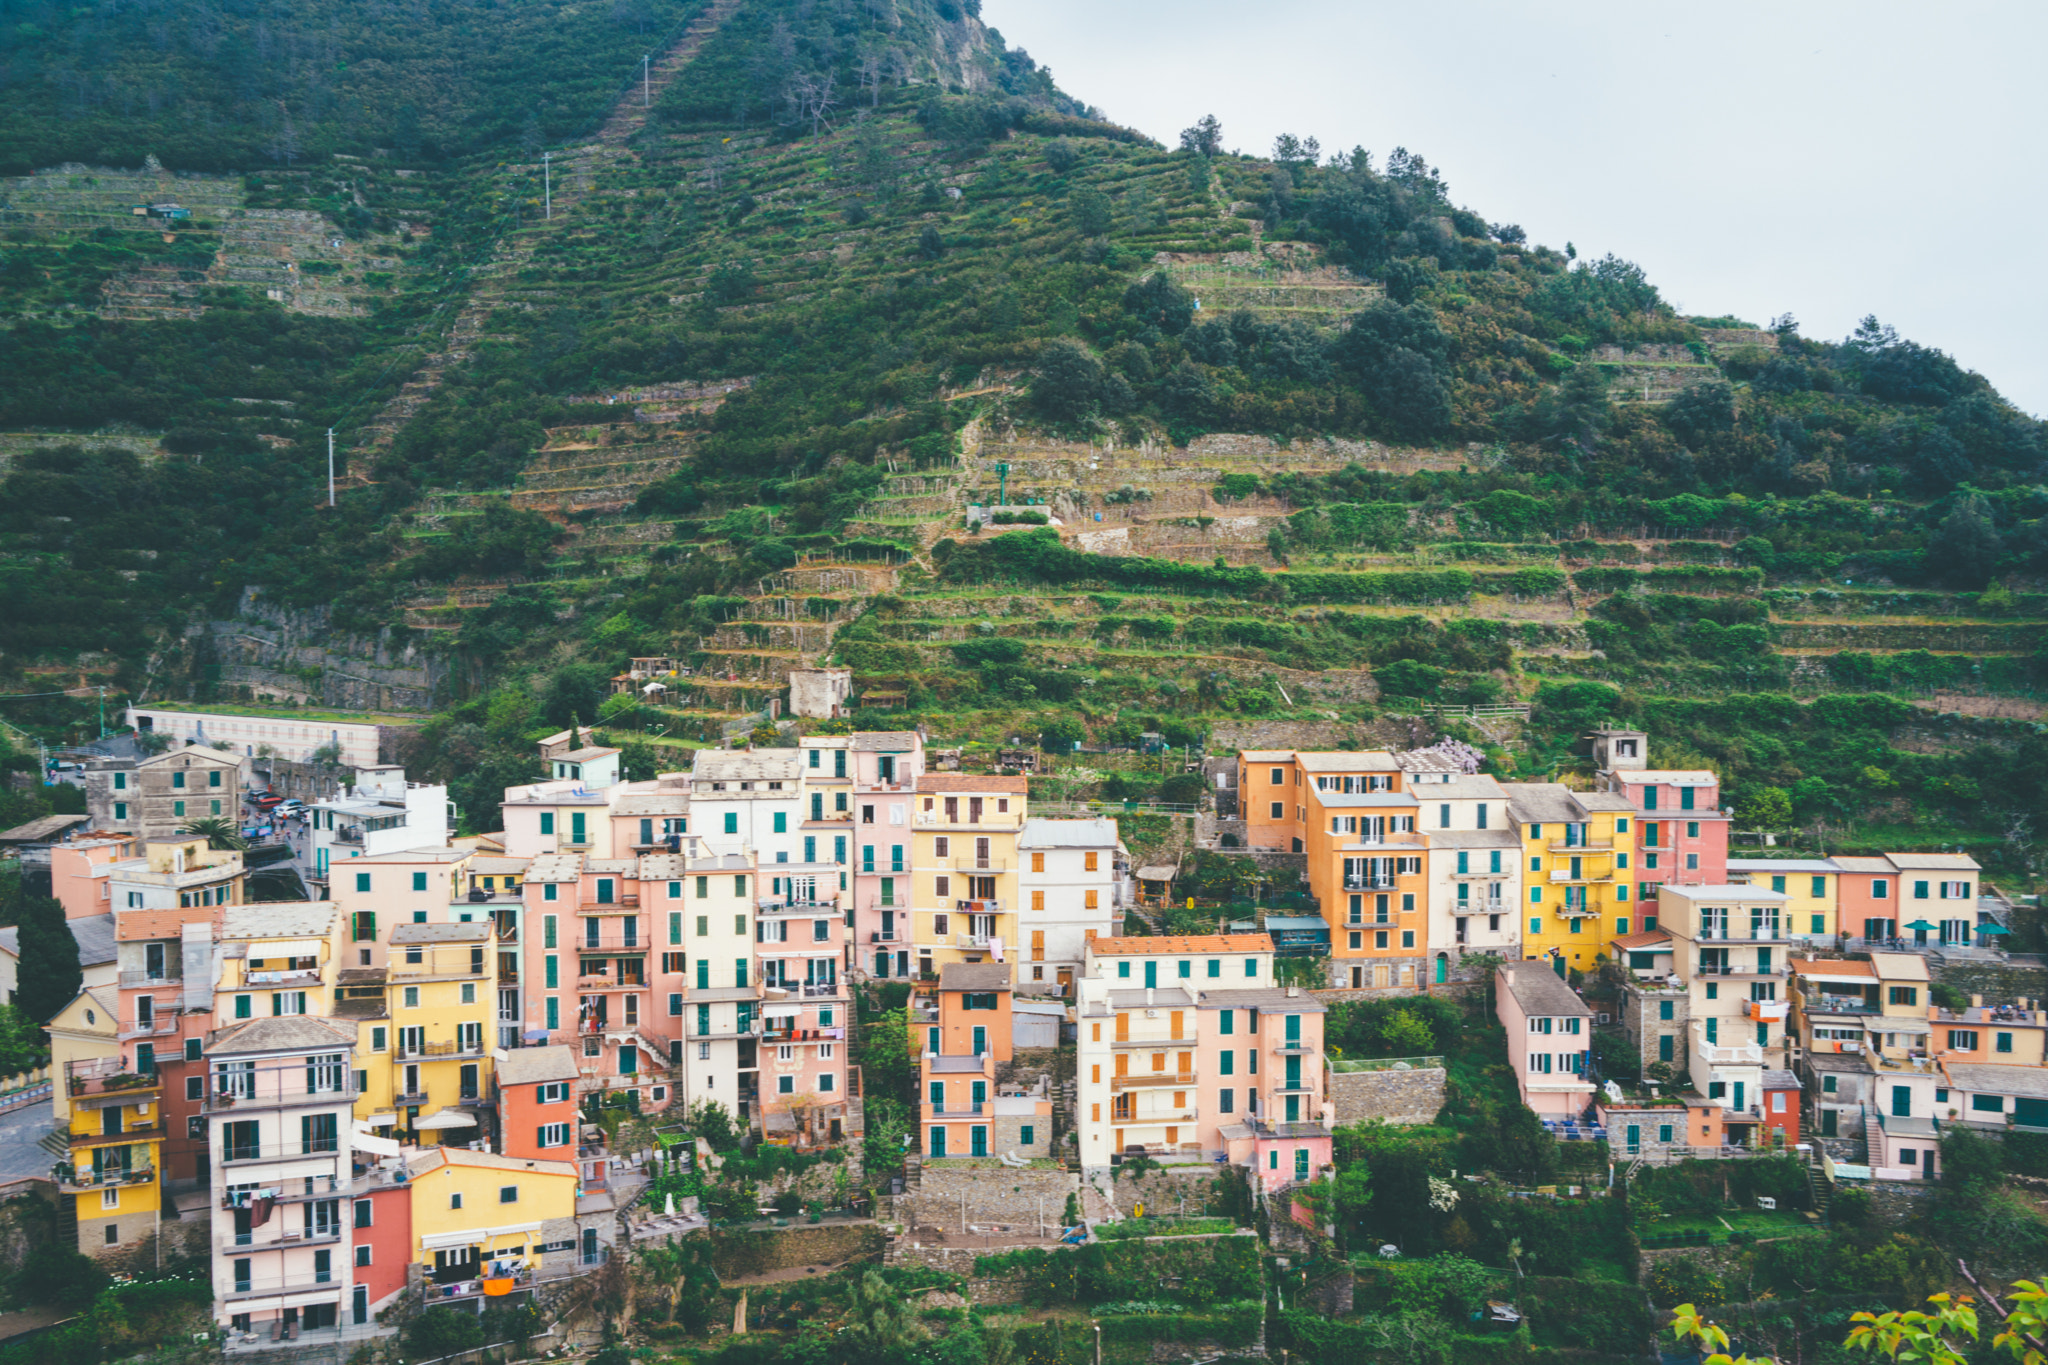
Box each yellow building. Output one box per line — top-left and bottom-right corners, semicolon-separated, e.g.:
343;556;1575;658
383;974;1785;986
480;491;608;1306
1505;783;1638;972
378;922;498;1141
910;775;1029;980
1728;859;1838;944
405;1146;585;1288
213;902;345;1024
48;990;162;1256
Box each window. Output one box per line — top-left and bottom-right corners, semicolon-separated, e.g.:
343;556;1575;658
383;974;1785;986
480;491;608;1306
355;872;371;893
1948;1030;1979;1051
539;1122;570;1147
450;1193;463;1210
500;1185;519;1204
1659;1001;1674;1020
1973;1094;2005;1113
1889;987;1919;1006
1822;1075;1838;1094
1914;880;1930;900
1873;879;1890;900
1998;1032;2015;1054
354;1198;373;1228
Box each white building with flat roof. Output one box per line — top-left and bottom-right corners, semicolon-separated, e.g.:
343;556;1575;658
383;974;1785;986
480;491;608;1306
127;708;383;769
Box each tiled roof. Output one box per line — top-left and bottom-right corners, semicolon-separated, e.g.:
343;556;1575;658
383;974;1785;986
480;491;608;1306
1018;818;1117;848
1497;960;1593;1017
209;1015;356;1055
495;1045;579;1086
852;732;921;750
390;922;489;944
117;909;203;942
1089;934;1272;955
939;962;1011;992
1611;929;1672;951
916;775;1028;793
1195;988;1326;1013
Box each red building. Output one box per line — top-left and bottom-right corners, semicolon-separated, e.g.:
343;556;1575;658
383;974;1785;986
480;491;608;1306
1760;1069;1802;1147
495;1045;581;1162
349;1167;412;1321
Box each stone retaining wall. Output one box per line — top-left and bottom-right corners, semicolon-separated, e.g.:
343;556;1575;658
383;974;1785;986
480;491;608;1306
1329;1065;1446;1126
904;1163;1078;1233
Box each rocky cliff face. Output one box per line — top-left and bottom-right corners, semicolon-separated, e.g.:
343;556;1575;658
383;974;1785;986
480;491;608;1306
166;589;460;713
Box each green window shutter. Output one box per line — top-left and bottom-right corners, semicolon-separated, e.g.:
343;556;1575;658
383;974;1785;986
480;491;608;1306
669;913;682;945
540;813;554;835
235;995;252;1019
544;915;556;947
412;872;427;892
546;997;559;1031
545;956;558;989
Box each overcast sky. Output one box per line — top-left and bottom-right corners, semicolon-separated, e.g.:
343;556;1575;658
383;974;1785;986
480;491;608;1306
981;0;2048;417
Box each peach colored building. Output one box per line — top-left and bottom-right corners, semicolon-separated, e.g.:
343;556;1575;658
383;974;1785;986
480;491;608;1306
1075;934;1327;1187
51;837;140;919
919;962;1012;1160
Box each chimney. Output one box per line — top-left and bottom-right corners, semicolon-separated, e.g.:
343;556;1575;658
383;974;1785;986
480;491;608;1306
1972;994;1984;1009
1286;985;1300;998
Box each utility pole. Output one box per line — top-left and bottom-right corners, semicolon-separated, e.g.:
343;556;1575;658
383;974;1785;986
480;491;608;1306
326;428;335;507
543;150;551;220
643;52;651;107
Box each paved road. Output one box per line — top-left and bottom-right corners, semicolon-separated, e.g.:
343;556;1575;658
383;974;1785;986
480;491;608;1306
0;1101;59;1184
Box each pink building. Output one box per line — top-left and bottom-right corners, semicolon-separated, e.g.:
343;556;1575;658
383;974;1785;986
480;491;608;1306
1607;770;1729;914
115;905;215;1183
520;854;684;1112
1494;959;1596;1116
758;874;856;1145
52;837;140;919
1204;987;1332;1191
845;732;923;981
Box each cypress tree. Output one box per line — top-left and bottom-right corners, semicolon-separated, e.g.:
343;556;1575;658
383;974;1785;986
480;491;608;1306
16;894;81;1027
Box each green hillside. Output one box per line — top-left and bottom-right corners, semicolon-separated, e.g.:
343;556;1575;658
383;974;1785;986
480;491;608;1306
0;0;2042;887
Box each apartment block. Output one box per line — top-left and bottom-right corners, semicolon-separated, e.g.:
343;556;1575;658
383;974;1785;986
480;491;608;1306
115;901;218;1182
49;989;164;1256
1016;817;1124;997
672;851;762;1128
1655;884;1790;1141
85;746;242;842
847;731;923;980
1590;727;1730;904
1297;752;1425;991
919;962;1016;1160
307;768;450;889
1507;783;1636;971
1074;935;1324;1184
207;1016;361;1339
911;775;1027;978
1728;859;1838;942
1414;775;1520;982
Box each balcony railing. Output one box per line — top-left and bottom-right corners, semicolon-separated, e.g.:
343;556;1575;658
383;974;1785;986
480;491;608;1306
1693;1040;1765;1066
1695;925;1788;942
393;1088;431;1105
928;1104;984;1118
1343;876;1398;891
1802;997;1878;1015
1110;1072;1197;1091
118;1018;181;1041
118;970;181;990
869;930;901;944
395;1040;487;1060
575;937;647;952
55;1165;154;1193
203;1078;358;1112
218;1226;343;1254
575;975;648;992
580;895;640;910
70;1119;162;1147
1546;838;1615;852
244;968;323;988
1695;963;1783;976
1547;870;1613;884
956;934;997;950
224;1174;343;1206
220;1143;345;1165
223;1275;343;1302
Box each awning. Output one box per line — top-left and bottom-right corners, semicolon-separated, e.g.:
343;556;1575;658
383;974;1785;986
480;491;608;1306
247;938;324;959
352;1131;402;1157
413;1108;479;1130
419;1221;542;1251
759;1004;803;1019
1977;923;2011;935
364;1111;398;1126
1904;920;1938;931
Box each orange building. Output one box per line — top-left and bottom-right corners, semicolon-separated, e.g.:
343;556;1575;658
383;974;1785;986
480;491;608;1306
917;962;1018;1160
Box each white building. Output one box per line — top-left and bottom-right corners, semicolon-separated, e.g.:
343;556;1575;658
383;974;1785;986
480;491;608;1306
1415;775;1521;981
1016;818;1125;997
308;769;450;887
675;851;762;1129
206;1015;361;1343
127;708;382;769
686;751;806;866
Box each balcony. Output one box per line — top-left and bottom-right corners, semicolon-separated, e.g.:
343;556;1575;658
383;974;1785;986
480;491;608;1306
220;1143;345;1166
65;1059;161;1102
1110;1107;1198;1125
946;856;1008;873
244;967;323;989
928;1104;985;1118
758;898;839;916
118;970;181;990
1807;1038;1866;1054
575;937;647;952
954;898;1003;914
1546;837;1615;852
577;896;640;914
394;1039;487;1060
956;934;998;951
56;1165;155;1194
1547;870;1613;884
1694;925;1788;943
118;1017;181;1042
1743;999;1790;1023
1343;876;1398;891
1695;962;1784;977
1693;1039;1765;1066
575;975;648;992
1110;1072;1197;1091
393;1088;431;1106
1802;996;1878;1016
204;1078;358;1112
70;1119;163;1148
1110;1031;1191;1047
224;1174;344;1206
1271;1040;1314;1056
223;1275;344;1303
217;1226;343;1254
869;930;901;944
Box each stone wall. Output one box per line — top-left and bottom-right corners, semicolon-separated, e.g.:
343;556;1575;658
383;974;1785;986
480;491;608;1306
903;1163;1077;1233
709;1222;885;1278
1931;960;2048;1006
1329;1065;1446;1126
1619;985;1689;1073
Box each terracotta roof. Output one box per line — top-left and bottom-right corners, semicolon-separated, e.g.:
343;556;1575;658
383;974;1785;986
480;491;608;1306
1791;958;1874;978
1089;934;1273;955
916;774;1028;793
117;908;207;941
